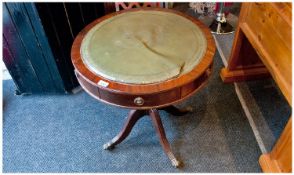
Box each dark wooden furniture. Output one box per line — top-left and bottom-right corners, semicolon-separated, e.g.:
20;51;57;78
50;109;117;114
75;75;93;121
220;3;292;172
3;2;108;94
35;2;106;92
3;3;65;94
71;8;215;167
114;2;160;11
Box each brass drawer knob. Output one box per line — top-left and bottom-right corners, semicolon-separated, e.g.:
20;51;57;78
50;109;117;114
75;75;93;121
134;97;144;106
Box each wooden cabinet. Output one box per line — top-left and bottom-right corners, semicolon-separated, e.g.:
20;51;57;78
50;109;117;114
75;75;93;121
3;2;108;94
220;3;292;173
35;2;106;92
3;3;67;94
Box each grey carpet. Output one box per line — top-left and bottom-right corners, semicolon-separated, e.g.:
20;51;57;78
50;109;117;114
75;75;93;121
244;79;291;151
214;33;235;61
3;50;262;172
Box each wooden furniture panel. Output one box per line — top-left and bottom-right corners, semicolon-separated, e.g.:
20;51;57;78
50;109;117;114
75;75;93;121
35;2;106;92
3;2;108;94
240;3;292;104
220;4;271;84
259;117;292;173
221;2;291;104
3;3;65;94
220;3;292;173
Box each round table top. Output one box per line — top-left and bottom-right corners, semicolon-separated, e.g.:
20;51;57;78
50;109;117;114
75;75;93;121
80;10;207;84
72;8;215;95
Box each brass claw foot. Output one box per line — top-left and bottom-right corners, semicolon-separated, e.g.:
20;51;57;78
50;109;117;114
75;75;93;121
149;109;182;168
167;151;182;168
103;142;115;150
182;106;193;113
103;110;145;151
103;109;184;168
171;158;181;168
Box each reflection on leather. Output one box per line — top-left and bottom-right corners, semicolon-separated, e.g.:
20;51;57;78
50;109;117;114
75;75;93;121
81;11;207;84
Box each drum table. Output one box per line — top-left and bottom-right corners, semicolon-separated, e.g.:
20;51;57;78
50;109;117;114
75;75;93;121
71;8;215;168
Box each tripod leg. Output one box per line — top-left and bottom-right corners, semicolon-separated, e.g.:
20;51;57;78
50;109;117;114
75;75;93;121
149;109;181;168
161;105;192;116
103;110;146;150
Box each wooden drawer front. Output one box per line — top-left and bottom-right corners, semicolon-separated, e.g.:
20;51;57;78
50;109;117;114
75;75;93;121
76;72;99;96
76;70;181;108
98;88;181;108
241;3;292;97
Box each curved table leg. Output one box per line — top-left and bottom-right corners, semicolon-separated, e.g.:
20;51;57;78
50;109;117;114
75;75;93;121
161;105;193;116
149;109;181;168
103;110;146;150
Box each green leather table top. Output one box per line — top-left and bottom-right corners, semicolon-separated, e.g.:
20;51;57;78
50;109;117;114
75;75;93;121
81;10;207;84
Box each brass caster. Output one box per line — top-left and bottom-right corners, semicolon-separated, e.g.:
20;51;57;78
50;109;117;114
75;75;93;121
183;106;193;112
103;142;115;150
171;158;181;168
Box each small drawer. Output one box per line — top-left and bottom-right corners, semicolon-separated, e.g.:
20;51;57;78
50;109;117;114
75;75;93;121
98;88;181;108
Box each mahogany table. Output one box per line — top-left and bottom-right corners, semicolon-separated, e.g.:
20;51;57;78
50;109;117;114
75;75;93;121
71;8;215;167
